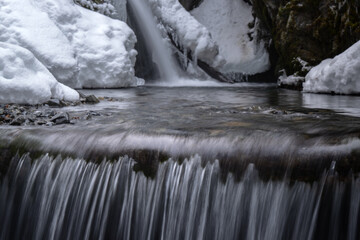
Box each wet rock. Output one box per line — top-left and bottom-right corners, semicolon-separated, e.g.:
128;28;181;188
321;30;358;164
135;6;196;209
45;99;65;107
35;120;47;126
44;110;57;118
85;95;100;104
10;116;26;126
45;122;54;127
78;91;87;99
34;111;43;117
50;112;70;125
88;111;101;116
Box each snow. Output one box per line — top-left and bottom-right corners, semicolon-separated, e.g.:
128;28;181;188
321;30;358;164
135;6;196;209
191;0;270;74
0;0;138;90
278;70;304;86
0;0;78;84
148;0;225;69
75;0;116;16
304;40;360;95
0;43;79;104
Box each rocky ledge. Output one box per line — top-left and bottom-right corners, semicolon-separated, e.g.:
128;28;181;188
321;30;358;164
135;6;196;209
0;93;101;127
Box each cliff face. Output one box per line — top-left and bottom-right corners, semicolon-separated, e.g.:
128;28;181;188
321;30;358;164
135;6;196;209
180;0;360;80
251;0;360;76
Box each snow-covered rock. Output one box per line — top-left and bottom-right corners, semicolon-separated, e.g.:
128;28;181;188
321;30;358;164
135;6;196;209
278;70;304;89
0;43;79;104
0;0;78;84
0;0;138;89
304;41;360;95
191;0;270;74
148;0;225;69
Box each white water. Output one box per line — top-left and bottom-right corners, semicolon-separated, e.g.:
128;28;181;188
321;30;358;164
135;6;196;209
1;154;360;240
127;0;179;81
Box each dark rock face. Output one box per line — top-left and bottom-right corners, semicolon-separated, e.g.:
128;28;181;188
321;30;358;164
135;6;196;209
179;0;204;11
250;0;360;77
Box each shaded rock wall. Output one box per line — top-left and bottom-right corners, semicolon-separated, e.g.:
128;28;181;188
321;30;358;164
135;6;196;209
178;0;203;10
251;0;360;76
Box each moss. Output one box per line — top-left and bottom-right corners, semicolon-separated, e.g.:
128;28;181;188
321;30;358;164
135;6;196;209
252;0;360;79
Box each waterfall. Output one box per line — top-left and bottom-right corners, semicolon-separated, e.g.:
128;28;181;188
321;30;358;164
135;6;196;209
1;154;360;240
126;0;179;81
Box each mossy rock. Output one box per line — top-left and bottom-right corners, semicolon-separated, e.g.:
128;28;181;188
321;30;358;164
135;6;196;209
251;0;360;78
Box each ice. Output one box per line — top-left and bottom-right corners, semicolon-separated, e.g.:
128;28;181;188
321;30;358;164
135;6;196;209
0;43;79;104
304;40;360;95
191;0;270;74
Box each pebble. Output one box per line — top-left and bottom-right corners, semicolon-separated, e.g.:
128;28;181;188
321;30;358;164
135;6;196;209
0;95;102;127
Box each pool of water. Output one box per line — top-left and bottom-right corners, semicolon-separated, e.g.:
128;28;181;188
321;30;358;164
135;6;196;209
1;84;360;179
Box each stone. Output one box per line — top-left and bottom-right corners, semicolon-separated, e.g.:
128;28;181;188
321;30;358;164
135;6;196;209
85;95;100;104
35;120;47;126
88;111;101;116
77;91;87;99
50;112;70;124
10;116;26;126
44;110;57;118
45;122;54;127
45;99;64;107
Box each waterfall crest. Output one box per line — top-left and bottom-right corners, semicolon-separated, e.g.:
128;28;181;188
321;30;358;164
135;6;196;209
1;154;360;240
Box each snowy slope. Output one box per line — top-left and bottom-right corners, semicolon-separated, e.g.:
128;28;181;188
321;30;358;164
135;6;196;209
0;0;138;90
191;0;270;74
304;40;360;95
0;43;79;104
148;0;225;69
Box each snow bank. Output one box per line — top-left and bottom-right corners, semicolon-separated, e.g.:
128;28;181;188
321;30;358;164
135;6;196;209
191;0;270;74
148;0;225;69
0;43;79;104
304;41;360;95
0;0;77;84
0;0;138;89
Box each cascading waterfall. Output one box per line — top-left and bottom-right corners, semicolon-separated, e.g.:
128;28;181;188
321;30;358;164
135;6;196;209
126;0;179;81
1;154;360;240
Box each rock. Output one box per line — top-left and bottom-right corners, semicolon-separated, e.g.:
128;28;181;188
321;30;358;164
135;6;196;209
45;99;65;107
35;120;47;126
44;110;57;118
87;111;101;116
34;111;43;117
250;0;360;81
77;91;87;99
10;116;26;126
27;115;36;122
179;0;203;10
85;95;100;104
50;112;70;124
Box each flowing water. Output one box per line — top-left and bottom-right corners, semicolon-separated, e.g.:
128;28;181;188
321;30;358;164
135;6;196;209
1;85;360;240
127;0;179;81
